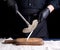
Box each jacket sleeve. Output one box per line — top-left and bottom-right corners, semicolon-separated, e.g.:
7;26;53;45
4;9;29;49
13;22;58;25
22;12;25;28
49;0;60;9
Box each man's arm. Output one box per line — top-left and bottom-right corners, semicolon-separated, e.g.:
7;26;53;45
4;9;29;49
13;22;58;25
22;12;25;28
47;0;60;13
50;0;60;10
47;5;54;13
39;0;60;21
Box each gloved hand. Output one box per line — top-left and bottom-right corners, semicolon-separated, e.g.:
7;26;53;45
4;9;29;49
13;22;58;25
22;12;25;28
7;0;18;11
38;8;50;22
7;0;16;7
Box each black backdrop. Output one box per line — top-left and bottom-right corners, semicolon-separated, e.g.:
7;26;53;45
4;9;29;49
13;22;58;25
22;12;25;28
47;9;60;38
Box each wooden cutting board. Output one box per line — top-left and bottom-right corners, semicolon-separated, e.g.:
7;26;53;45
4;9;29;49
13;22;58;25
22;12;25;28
3;38;44;45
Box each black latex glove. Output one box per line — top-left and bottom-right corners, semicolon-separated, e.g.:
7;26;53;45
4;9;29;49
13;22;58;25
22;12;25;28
7;0;18;11
39;8;50;22
7;0;16;7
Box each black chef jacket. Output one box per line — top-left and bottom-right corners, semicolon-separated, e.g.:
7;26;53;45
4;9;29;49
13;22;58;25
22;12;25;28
15;0;60;39
15;0;60;15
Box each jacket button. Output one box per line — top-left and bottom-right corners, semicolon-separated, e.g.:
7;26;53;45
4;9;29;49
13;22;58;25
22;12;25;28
29;3;31;6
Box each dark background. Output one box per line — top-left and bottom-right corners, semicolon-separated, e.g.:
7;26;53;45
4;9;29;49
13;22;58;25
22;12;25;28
47;9;60;39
